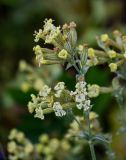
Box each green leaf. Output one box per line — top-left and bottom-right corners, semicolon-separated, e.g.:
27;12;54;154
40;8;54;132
65;63;73;70
91;134;110;144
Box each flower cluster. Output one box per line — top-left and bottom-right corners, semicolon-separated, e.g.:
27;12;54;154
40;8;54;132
71;81;91;111
8;129;34;160
33;19;126;80
54;82;65;97
86;31;126;75
39;85;51;97
34;19;61;43
65;112;100;139
28;82;73;120
35;133;71;159
28;80;93;120
28;84;52;120
33;19;78;66
53;102;66;117
28;19;126;160
8;129;73;160
33;45;62;66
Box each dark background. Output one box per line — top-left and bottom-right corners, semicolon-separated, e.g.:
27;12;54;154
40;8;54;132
1;0;126;159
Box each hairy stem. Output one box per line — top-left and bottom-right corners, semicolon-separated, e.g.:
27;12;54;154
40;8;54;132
89;141;97;160
85;110;97;160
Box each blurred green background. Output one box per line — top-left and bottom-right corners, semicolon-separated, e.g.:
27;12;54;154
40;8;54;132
1;0;126;159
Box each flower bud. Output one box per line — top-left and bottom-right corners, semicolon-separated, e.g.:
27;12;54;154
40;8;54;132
49;138;60;151
35;144;44;153
39;134;49;144
88;84;100;98
19;60;27;71
109;63;117;72
88;48;95;58
58;49;69;60
89;112;98;120
107;50;117;58
16;132;25;143
100;34;109;42
78;45;84;52
43;146;52;155
60;140;71;151
21;82;31;92
24;143;34;154
8;129;18;140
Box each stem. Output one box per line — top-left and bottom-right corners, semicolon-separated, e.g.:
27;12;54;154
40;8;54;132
89;141;97;160
107;39;122;50
100;86;113;93
118;101;126;127
94;49;108;57
85;110;97;160
73;53;97;159
69;109;87;138
115;85;126;132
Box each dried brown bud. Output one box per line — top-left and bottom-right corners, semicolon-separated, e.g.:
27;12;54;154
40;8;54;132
69;22;76;28
62;23;69;30
113;30;122;37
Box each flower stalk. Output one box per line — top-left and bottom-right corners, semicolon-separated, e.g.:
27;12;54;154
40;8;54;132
26;19;126;159
84;110;97;160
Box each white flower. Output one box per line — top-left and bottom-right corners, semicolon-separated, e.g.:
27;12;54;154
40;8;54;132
71;81;91;111
54;90;62;98
75;81;87;93
43;19;61;44
54;82;65;90
28;94;38;114
45;27;60;44
75;81;86;89
76;99;91;111
34;19;61;44
75;93;86;103
70;91;76;96
83;99;91;111
34;29;43;42
53;102;66;117
76;103;83;109
39;85;51;97
43;19;54;34
54;82;65;97
34;107;44;120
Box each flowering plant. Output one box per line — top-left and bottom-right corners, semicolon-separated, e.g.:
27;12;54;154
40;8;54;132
8;19;126;160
